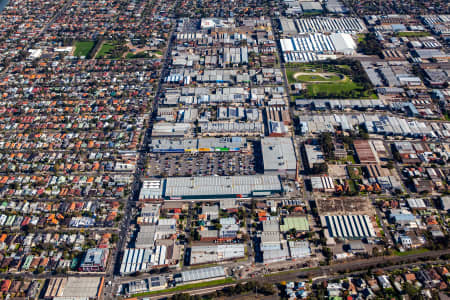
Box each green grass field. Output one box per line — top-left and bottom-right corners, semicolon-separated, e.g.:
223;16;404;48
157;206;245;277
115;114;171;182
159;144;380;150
73;41;95;57
131;278;235;297
305;81;377;99
96;43;116;58
96;41;127;59
296;74;341;82
287;62;376;99
286;70;342;84
125;51;149;59
395;31;431;37
393;248;429;256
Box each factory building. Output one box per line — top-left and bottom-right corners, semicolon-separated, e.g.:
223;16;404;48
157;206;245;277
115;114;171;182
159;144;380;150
321;215;377;239
140;175;282;200
298;114;450;138
281;33;357;62
288;241;311;259
304;144;325;170
261;137;297;178
280;17;365;34
353;140;378;164
176;266;227;284
125;276;167;295
189;244;245;265
310;176;335;192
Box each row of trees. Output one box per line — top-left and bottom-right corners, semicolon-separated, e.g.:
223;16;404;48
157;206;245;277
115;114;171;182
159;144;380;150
167;281;276;300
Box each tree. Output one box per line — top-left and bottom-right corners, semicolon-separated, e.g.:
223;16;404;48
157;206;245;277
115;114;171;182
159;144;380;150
386;161;394;169
320;132;335;160
357;33;382;56
312;163;328;174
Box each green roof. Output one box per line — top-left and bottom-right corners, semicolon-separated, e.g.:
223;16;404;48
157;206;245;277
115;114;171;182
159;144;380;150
280;217;309;232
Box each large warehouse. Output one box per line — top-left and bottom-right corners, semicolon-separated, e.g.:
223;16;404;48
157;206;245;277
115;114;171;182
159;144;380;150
149;137;247;153
261;137;297;178
280;33;357;62
140;175;283;200
280;17;365;34
321;215;377;239
177;266;226;283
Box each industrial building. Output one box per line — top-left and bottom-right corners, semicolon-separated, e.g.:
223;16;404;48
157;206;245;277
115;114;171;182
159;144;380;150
321;215;377;239
295;99;385;111
281;33;357;62
120;248;153;275
177;266;227;283
151;123;192;138
260;231;282;251
261;137;297;178
304;144;325;170
189;244;245;265
298;114;450;138
263;247;290;263
125;276;167;295
288;241;311;258
141;175;282;200
149;137;247;153
353;140;378;164
310;176;335;192
119;246;171;274
280;17;365;34
139;180;164;200
200;122;263;136
440;196;450;212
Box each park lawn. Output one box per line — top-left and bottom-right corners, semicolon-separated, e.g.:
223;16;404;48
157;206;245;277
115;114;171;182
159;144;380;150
125;51;150;59
96;43;116;58
295;74;341;82
393;248;429;256
73;41;95;57
95;41;127;59
286;69;341;83
395;31;431;37
305;81;377;99
286;69;297;83
131;278;235;297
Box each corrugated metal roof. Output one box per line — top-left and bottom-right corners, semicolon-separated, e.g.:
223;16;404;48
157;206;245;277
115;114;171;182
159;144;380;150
164;175;281;197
